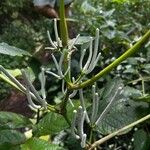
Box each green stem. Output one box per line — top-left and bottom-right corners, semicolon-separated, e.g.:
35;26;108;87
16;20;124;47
59;0;68;47
70;30;150;90
88;114;150;150
89;128;93;144
60;91;71;126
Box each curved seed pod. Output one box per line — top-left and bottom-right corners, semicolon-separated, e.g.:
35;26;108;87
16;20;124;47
28;104;38;112
21;70;47;108
0;65;39;102
25;83;41;110
69;90;77;98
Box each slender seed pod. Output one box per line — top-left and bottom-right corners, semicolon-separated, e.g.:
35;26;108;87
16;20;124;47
54;19;59;44
51;54;63;77
77;106;85;137
25;83;41;109
87;29;99;73
46;70;61;79
71;110;80;139
21;70;47;108
81;134;87;148
69;34;80;51
64;66;70;77
47;30;57;48
39;68;46;99
83;37;93;72
79;89;90;123
0;66;41;102
79;49;86;70
62;80;67;94
68;98;74;107
0;65;26;92
95;87;123;126
91;93;99;124
87;52;101;74
91;85;96;123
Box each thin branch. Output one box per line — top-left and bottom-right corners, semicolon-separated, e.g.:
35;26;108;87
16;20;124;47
89;114;150;150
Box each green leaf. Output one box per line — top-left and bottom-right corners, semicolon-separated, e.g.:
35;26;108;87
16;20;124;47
0;111;32;130
0;129;26;145
21;137;64;150
133;129;150;150
33;112;69;136
123;86;142;99
0;42;31;57
96;78;149;135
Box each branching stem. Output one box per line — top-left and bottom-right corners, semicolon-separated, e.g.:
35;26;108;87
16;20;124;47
69;30;150;90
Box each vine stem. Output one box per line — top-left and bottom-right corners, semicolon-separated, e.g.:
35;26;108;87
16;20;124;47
59;0;68;47
88;114;150;150
69;30;150;90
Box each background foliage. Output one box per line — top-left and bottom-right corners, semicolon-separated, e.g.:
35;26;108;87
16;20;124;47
0;0;150;149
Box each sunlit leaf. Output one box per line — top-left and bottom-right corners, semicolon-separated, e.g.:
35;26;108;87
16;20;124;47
21;137;64;150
